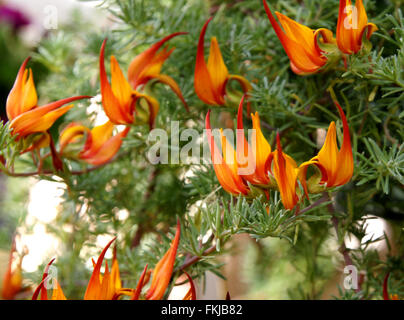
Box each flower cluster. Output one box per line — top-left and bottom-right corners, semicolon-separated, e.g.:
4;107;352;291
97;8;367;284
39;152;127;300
206;95;353;210
31;221;195;300
5;34;189;170
263;0;377;74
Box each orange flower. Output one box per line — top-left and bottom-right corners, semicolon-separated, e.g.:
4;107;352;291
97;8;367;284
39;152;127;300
194;18;252;107
298;102;353;195
32;238;132;300
263;0;336;75
100;39;159;128
145;220;180;300
20;133;51;154
336;0;378;54
59;121;130;166
131;220;191;300
1;239;24;300
128;32;188;112
267;133;299;210
236;95;272;186
205;110;249;196
32;223;192;301
100;34;188;128
6;57;90;138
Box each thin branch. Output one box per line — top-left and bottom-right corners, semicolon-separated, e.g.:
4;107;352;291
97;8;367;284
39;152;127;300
327;195;361;294
296;193;330;215
176;244;217;272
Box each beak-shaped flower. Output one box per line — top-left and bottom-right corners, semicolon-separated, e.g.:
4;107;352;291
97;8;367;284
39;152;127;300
263;0;336;75
336;0;378;54
84;237;120;300
236;95;272;186
100;39;160;128
195;18;252;107
299;102;353;194
205;110;249;196
32;238;132;300
59;121;130;166
128;32;188;112
6;57;90;138
269;133;299;210
1;239;24;300
144;220;181;300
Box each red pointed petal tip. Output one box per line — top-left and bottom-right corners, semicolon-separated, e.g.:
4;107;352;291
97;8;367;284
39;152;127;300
276;132;283;153
6;56;32;120
145;220;181;300
203;17;214;32
226;291;231;300
334;101;350;135
205;110;211;128
263;0;284;38
131;264;149;300
182;270;196;300
84;236;117;298
32;258;56;300
19;56;31;73
205;110;216;157
196;17;214;65
94;237;117;270
152;32;189;52
237;94;247;130
99;38;109;85
205;110;216;153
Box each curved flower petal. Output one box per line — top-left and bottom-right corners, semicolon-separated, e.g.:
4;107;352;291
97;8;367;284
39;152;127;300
99;39;134;124
131;264;149;300
9;95;90;137
59;122;90;154
182;271;196;300
205;110;249;195
80;123;130;166
206;36;229;102
128;32;187;88
303;102;353;189
84;237;116;300
195;18;226;105
337;0;377;54
272;133;299;210
151;74;189;111
263;0;328;74
146;220;181;300
6;57;38;121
